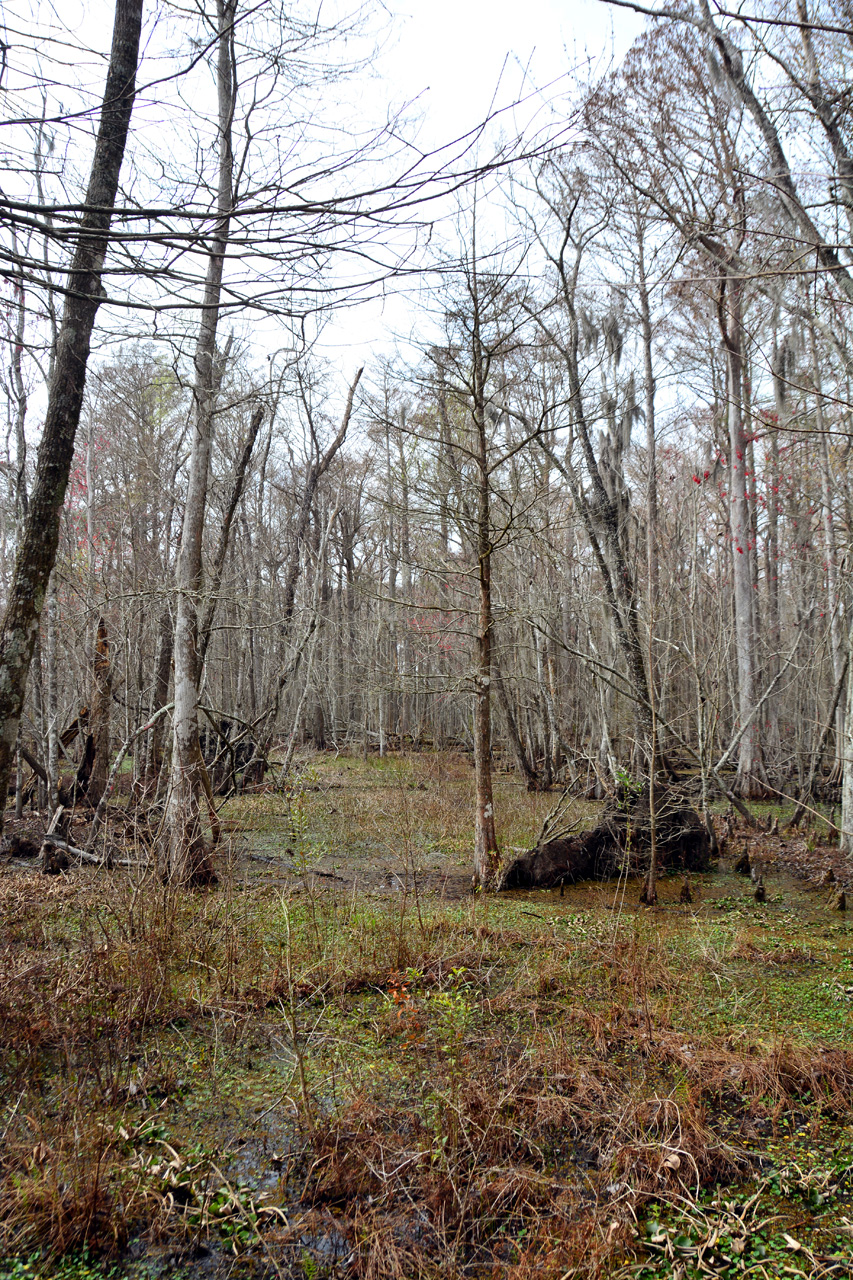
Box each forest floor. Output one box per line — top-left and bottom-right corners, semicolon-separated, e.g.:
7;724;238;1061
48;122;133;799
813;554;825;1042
1;751;852;1279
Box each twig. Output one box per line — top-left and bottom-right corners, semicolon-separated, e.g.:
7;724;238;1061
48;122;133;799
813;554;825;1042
536;786;583;846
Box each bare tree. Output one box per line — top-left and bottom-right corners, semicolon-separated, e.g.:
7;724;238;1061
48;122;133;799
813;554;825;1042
0;0;143;829
160;0;237;885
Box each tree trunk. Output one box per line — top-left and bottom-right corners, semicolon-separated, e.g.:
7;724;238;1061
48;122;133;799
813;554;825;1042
197;403;265;668
808;320;845;780
635;208;658;603
767;336;785;764
840;625;853;855
471;296;500;889
88;617;112;806
139;608;173;797
311;700;326;751
45;576;59;813
494;661;541;790
0;0;142;829
720;275;766;797
160;0;236;885
14;727;23;819
396;415;412;742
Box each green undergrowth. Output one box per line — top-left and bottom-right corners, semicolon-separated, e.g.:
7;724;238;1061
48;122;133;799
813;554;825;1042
1;752;851;1277
0;1255;125;1280
625;1133;853;1277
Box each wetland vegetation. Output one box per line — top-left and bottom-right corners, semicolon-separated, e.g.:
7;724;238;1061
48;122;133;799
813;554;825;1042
2;751;851;1279
5;4;853;1273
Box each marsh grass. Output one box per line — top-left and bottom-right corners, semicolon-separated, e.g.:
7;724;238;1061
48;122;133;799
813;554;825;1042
0;751;851;1277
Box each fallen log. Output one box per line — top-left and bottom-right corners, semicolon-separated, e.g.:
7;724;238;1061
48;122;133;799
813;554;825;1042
500;786;712;890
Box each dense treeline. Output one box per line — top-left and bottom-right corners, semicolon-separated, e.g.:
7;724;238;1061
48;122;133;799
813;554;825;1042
3;0;853;882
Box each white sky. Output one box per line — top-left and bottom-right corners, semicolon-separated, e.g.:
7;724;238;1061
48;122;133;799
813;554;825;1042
378;0;638;145
309;0;646;370
3;1;648;397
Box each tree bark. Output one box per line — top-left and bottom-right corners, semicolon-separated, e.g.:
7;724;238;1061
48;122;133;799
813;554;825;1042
471;280;500;890
719;273;767;797
0;0;143;830
45;575;59;813
197;403;265;668
88;617;112;806
494;661;541;790
161;0;235;885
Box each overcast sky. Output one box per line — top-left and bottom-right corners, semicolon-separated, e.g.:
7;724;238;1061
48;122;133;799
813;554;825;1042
316;0;646;366
377;0;641;146
6;1;648;383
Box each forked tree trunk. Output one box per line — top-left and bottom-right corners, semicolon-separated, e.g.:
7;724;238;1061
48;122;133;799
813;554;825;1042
197;403;265;668
538;232;658;776
160;0;236;885
473;457;499;887
0;0;142;830
494;662;540;791
265;369;362;732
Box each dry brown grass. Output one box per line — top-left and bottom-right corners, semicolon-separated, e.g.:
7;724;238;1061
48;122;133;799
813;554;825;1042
0;1106;147;1257
1;752;851;1275
299;1012;821;1278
